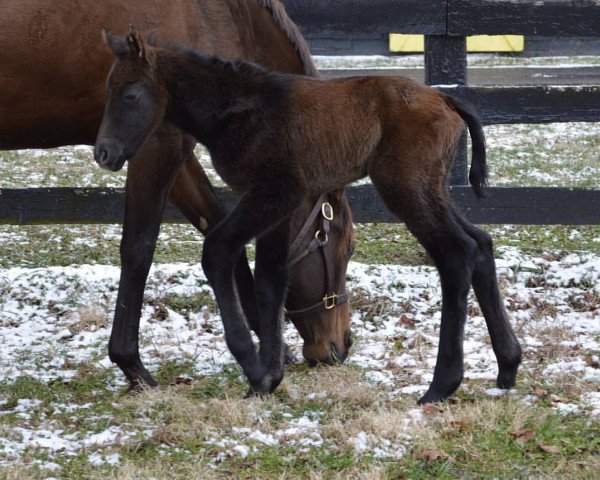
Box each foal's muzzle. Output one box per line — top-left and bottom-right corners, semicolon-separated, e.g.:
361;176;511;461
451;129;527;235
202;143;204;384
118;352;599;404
94;141;127;172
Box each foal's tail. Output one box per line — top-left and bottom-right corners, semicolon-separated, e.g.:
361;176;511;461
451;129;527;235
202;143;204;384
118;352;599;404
442;94;488;198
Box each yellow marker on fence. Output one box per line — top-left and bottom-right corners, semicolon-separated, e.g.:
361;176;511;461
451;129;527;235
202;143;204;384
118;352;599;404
389;34;524;53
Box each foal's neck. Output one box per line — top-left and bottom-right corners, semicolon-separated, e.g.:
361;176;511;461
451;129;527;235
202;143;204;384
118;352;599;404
157;49;281;147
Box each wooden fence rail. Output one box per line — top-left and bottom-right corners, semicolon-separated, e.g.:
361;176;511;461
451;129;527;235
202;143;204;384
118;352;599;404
0;187;598;226
281;0;600;37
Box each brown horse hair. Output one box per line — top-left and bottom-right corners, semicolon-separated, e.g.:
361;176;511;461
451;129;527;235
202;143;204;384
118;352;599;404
257;0;319;77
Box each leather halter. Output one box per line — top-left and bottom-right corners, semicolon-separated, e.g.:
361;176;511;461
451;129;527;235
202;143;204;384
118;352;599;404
285;193;349;320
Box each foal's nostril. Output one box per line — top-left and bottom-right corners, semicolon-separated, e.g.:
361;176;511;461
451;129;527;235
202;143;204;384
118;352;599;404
94;146;108;165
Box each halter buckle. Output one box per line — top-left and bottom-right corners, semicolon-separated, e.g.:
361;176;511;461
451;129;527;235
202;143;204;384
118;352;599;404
323;293;338;310
315;229;328;244
321;202;334;221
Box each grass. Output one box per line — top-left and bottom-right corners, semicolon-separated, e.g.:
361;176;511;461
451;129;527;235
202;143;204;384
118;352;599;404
485;123;600;189
3;367;598;478
0;223;596;270
353;223;599;265
401;399;600;479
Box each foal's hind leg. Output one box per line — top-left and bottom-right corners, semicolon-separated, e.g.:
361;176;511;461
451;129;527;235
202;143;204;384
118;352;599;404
452;214;522;389
371;171;477;404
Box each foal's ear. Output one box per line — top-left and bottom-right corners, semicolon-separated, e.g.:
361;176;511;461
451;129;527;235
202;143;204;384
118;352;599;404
126;25;150;62
102;27;129;57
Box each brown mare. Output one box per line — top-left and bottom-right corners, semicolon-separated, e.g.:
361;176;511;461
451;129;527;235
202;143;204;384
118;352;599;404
0;0;354;389
96;30;523;403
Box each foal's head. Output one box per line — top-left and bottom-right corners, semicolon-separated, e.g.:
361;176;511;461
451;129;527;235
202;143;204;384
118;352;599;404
94;28;167;171
286;191;355;365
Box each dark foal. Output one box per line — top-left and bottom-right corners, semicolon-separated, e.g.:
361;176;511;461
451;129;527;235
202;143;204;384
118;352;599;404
95;30;522;403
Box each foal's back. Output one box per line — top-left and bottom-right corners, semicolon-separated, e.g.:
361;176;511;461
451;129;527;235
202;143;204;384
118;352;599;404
284;76;463;194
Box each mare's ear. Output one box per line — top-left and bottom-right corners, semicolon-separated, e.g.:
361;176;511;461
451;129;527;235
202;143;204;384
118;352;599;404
102;27;128;57
127;25;150;62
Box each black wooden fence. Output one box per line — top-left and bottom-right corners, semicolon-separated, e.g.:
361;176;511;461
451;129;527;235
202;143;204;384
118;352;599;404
1;0;599;225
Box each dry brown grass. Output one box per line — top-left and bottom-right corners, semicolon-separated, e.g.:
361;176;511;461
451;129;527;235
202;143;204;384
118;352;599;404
0;465;31;480
97;459;215;480
283;366;378;408
322;405;415;452
411;398;529;445
68;304;109;333
122;386;286;445
308;467;387;480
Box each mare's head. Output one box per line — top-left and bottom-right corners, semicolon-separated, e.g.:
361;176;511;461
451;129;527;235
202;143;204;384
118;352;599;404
94;28;166;171
286;191;355;365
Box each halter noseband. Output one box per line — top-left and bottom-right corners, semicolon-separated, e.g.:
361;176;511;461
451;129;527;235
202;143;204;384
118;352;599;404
285;193;349;320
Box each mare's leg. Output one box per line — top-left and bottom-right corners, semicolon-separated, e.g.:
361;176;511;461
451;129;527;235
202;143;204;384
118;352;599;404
452;214;522;388
370;166;477;404
168;152;260;336
109;123;186;388
201;188;304;394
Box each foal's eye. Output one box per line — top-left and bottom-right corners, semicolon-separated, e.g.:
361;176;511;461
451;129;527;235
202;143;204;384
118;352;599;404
124;91;139;101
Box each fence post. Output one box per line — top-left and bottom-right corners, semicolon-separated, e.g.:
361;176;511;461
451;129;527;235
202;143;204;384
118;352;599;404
424;35;468;186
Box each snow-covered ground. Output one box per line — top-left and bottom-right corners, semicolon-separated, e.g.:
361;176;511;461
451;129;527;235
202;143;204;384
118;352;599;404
0;247;598;469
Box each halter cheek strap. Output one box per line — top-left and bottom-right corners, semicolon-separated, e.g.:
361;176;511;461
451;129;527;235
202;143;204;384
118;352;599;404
288;193;330;268
285;193;349;320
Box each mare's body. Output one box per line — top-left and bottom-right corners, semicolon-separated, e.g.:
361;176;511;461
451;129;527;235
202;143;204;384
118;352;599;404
0;0;353;389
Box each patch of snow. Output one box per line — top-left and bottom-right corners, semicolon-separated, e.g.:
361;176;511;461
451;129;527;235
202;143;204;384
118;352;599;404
484;388;509;397
88;452;121;467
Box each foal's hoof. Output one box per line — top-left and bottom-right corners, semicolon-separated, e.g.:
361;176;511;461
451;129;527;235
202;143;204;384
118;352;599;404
245;373;283;398
496;368;518;390
125;377;159;396
418;390;447;405
418;383;461;405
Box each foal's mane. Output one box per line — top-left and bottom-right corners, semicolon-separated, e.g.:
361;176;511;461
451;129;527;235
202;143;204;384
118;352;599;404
256;0;319;78
149;36;281;85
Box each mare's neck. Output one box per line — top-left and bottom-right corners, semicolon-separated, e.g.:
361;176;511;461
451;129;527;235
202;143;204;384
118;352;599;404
157;51;270;147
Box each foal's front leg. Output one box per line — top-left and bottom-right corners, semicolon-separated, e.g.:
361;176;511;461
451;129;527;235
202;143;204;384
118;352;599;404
109;124;186;388
167;151;260;337
201;189;303;394
251;219;292;394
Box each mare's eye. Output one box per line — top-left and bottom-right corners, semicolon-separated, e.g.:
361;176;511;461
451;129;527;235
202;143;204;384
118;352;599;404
124;91;139;101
